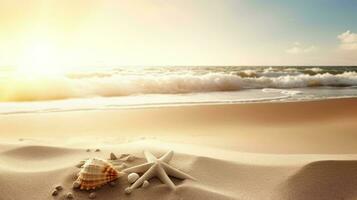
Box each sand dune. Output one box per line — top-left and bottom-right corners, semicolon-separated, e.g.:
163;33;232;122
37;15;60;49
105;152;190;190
277;160;357;200
1;140;357;200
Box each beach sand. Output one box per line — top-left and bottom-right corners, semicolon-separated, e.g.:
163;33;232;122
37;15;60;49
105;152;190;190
1;98;357;200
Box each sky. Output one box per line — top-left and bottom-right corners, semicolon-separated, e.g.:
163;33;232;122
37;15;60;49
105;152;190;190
0;0;356;68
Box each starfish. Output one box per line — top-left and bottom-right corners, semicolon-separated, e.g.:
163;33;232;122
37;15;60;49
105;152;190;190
123;150;195;193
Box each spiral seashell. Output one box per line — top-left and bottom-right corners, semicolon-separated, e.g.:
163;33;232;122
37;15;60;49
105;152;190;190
76;158;122;190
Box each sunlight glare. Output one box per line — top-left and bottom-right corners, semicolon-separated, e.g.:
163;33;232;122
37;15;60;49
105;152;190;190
15;41;65;78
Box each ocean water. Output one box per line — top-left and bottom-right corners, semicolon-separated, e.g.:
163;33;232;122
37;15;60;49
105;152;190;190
0;66;357;114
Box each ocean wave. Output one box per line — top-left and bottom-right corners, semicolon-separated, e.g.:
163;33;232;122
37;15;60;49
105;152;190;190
1;71;357;101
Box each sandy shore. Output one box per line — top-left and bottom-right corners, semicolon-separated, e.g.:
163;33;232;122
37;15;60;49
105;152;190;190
1;98;357;200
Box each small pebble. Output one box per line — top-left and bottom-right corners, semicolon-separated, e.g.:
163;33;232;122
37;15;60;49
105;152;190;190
86;149;91;152
95;149;100;152
55;185;63;191
125;187;132;194
88;192;96;199
128;173;139;184
65;192;74;199
142;180;150;188
72;181;80;189
109;181;117;187
110;152;117;160
51;190;58;196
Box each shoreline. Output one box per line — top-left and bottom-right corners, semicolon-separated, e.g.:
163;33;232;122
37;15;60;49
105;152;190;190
1;95;357;116
1;97;357;154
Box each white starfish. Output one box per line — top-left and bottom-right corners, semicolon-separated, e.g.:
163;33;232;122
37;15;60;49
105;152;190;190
123;150;195;193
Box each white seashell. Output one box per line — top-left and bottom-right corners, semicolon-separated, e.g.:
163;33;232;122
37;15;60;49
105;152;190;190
76;158;123;190
142;180;149;188
127;173;139;184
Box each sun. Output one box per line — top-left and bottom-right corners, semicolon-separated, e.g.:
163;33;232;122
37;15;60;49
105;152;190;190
15;41;65;78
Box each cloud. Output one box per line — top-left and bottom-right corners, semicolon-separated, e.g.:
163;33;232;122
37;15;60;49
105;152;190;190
337;30;357;50
286;42;316;54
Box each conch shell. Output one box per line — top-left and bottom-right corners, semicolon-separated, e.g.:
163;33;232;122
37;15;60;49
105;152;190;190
76;158;122;190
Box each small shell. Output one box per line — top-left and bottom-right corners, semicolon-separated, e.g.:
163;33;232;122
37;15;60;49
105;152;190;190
55;185;63;191
95;149;100;152
128;173;139;184
125;187;132;194
51;190;58;196
76;158;122;190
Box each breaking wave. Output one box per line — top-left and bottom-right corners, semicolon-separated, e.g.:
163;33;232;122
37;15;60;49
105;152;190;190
1;67;357;101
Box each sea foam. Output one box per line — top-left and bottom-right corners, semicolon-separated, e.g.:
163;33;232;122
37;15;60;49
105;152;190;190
1;69;357;101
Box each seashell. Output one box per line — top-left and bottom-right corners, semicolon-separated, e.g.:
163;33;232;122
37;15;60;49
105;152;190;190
95;149;100;152
127;173;139;184
76;158;122;190
55;185;63;191
51;190;58;196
